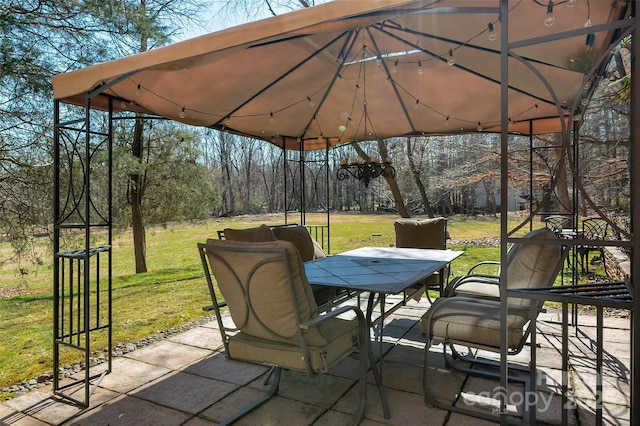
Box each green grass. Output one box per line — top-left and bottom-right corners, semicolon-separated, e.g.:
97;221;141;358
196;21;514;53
0;213;584;399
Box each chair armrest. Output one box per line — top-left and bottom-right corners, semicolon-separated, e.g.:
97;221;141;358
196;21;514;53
466;261;501;275
203;301;227;311
299;305;365;330
444;273;500;297
425;296;532;323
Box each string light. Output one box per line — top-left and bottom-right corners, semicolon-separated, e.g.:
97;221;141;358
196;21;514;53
447;49;455;66
129;29;559;141
567;0;577;7
544;1;555;27
488;22;497;41
120;101;127;109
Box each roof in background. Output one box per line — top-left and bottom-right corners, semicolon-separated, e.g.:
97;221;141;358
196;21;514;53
52;0;633;150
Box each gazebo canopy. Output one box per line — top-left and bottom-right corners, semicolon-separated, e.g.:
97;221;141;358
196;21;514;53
52;0;631;150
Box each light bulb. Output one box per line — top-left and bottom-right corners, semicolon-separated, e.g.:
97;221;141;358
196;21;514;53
392;60;398;73
307;96;315;107
584;18;592;28
567;0;577;7
414;99;420;110
417;60;423;75
447;49;455;66
488;23;497;41
120;101;127;109
544;1;555;27
179;107;185;119
269;112;275;123
135;84;141;97
444;116;449;127
477;122;483;132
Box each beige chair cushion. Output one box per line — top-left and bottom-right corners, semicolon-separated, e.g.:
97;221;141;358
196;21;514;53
228;316;358;372
203;239;325;345
506;227;560;291
223;224;276;242
422;298;530;350
273;226;315;262
395;218;447;287
453;228;561;306
452;281;500;300
270;226;331;304
312;238;326;260
395;218;447;249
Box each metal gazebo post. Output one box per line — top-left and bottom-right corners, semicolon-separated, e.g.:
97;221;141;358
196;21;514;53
52;92;114;407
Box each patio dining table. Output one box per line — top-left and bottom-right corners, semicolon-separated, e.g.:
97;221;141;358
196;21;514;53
304;246;464;417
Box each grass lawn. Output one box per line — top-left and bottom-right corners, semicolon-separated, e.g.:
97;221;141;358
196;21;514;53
0;212;564;399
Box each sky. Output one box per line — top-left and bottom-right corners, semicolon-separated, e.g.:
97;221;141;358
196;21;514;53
175;1;331;42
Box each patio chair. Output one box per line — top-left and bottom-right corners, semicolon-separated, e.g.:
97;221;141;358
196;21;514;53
577;217;609;275
221;224;337;306
394;218;449;302
421;227;566;422
444;227;562;301
543;214;572;237
198;239;382;425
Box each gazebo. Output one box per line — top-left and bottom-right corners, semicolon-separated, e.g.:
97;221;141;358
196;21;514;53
51;0;638;423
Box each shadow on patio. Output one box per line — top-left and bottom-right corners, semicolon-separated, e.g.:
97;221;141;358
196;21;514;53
0;296;631;425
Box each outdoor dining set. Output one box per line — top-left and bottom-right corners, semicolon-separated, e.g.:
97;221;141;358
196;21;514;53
198;218;579;425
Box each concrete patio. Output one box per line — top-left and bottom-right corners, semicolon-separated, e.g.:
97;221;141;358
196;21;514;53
0;296;631;425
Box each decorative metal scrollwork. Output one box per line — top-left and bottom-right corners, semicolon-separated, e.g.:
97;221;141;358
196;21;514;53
337;158;396;187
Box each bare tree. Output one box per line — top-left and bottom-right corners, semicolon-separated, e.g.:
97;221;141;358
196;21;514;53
406;137;434;218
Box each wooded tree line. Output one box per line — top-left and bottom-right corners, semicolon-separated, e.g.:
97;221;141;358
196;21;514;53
0;0;631;274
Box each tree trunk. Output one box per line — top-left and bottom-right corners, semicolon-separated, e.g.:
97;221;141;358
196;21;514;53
406;137;434;217
130;116;148;273
376;140;410;217
556;137;573;217
220;133;235;214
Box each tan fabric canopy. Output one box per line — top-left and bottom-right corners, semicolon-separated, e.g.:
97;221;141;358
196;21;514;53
52;0;632;150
